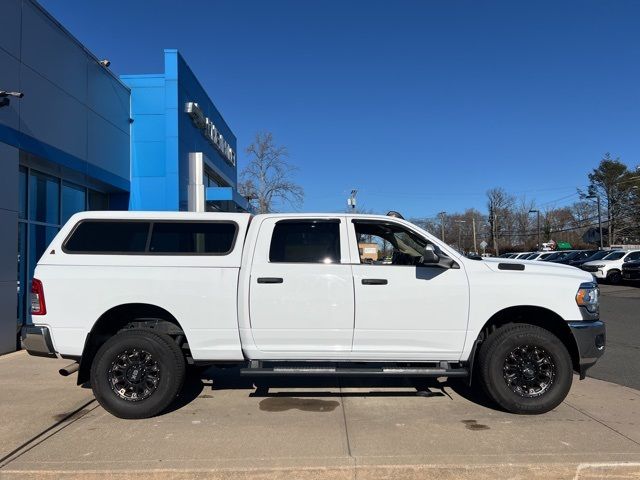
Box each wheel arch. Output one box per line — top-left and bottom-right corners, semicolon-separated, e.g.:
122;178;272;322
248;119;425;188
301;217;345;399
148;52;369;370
468;305;580;382
78;303;190;385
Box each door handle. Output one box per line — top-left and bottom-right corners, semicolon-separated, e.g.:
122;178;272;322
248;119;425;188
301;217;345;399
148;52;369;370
361;278;388;285
257;277;284;284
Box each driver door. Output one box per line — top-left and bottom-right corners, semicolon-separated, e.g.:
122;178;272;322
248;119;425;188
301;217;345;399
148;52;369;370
347;218;469;360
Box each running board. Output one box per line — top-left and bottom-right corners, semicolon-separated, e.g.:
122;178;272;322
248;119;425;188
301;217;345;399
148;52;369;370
240;364;468;378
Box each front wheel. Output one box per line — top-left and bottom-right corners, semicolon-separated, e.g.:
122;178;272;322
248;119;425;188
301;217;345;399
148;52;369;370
478;324;572;414
91;329;186;419
606;270;622;284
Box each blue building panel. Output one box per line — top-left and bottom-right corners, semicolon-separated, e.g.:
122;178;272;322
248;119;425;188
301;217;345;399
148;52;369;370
123;49;245;213
131;115;164;143
131;142;165;177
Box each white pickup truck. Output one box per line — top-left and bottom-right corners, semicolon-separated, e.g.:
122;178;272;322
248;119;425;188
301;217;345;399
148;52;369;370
22;211;605;419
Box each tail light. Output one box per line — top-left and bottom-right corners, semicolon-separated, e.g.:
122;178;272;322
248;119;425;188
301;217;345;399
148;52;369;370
30;278;47;315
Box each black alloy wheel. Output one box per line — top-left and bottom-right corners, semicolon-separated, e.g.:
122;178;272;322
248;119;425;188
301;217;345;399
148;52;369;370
91;329;185;419
502;344;556;398
108;348;160;402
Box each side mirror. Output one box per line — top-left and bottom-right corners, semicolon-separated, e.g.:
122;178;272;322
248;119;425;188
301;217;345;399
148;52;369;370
421;248;439;264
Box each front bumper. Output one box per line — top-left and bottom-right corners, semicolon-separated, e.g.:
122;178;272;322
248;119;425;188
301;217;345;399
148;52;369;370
568;320;605;379
21;325;56;358
622;270;640;280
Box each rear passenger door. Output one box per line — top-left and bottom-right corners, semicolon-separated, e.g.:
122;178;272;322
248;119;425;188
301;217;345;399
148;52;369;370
248;217;354;354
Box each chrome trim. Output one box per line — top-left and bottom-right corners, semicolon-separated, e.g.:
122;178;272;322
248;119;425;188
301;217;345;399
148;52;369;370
21;326;56;358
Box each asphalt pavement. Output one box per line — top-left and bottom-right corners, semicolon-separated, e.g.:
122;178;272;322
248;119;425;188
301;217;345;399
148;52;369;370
587;283;640;390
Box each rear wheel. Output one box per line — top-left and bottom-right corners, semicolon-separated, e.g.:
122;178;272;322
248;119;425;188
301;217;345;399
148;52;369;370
478;324;572;414
91;329;185;419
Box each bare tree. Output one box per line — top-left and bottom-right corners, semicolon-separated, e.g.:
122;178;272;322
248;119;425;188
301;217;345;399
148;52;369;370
238;132;304;213
486;187;515;255
514;196;536;248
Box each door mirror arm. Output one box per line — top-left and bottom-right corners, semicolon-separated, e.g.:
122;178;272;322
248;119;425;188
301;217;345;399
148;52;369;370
420;248;458;269
420;249;440;264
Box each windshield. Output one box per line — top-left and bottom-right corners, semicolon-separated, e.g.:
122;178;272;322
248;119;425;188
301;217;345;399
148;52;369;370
584;250;609;262
603;251;625;260
560;251;580;261
543;252;562;261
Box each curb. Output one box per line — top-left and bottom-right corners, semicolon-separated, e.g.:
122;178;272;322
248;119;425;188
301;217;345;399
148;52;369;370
2;463;640;480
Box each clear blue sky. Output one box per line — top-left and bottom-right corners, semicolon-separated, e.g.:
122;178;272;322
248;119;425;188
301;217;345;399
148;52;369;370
40;0;640;218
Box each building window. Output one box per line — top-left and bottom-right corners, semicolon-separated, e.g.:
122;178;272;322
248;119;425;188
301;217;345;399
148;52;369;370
17;223;26;322
62;182;87;224
29;170;60;224
19;167;27;220
88;190;109;210
16;166;112;326
204;168;227;188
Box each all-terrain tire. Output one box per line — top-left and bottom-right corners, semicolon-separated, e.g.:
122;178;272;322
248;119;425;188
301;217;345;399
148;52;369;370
90;329;185;419
478;324;572;414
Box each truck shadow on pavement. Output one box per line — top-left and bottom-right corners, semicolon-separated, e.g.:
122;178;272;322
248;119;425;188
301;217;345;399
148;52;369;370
164;366;501;415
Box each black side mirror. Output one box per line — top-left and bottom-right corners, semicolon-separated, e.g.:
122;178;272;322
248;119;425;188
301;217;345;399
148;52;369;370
421;248;439;264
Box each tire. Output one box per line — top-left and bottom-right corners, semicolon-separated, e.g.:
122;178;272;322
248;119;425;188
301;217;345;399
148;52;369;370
478;324;572;414
606;270;622;285
90;329;186;419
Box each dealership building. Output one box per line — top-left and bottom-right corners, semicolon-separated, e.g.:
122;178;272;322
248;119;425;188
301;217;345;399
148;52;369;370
0;0;247;354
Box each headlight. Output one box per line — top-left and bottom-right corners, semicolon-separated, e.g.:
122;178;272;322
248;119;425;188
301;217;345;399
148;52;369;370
576;282;599;314
590;264;605;269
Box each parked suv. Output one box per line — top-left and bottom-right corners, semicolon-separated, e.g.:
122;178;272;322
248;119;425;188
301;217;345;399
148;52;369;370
569;250;611;269
622;260;640;282
558;250;599;266
581;250;640;284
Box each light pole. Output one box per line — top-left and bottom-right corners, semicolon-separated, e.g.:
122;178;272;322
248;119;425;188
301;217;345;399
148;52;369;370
472;216;478;253
587;194;603;249
529;209;540;251
438;211;446;241
455;220;466;252
492;213;499;256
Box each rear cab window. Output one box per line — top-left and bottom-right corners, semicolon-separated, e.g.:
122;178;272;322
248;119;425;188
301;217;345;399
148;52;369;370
269;220;341;264
63;220;238;255
63;221;150;253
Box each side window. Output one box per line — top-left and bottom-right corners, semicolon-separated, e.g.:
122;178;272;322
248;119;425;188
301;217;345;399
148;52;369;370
64;221;150;253
353;221;439;266
626;252;640;261
149;222;237;254
269;220;340;264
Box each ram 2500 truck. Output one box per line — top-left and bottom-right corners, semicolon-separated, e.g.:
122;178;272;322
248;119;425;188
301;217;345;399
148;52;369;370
22;211;605;419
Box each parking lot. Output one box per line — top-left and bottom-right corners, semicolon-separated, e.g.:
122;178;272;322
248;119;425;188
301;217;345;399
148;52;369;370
589;283;640;390
1;283;639;479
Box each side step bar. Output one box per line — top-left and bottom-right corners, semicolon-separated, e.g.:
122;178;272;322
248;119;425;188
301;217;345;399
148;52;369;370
240;363;468;378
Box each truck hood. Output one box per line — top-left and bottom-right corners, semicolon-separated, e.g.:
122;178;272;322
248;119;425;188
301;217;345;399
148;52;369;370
481;258;594;282
582;259;618;266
